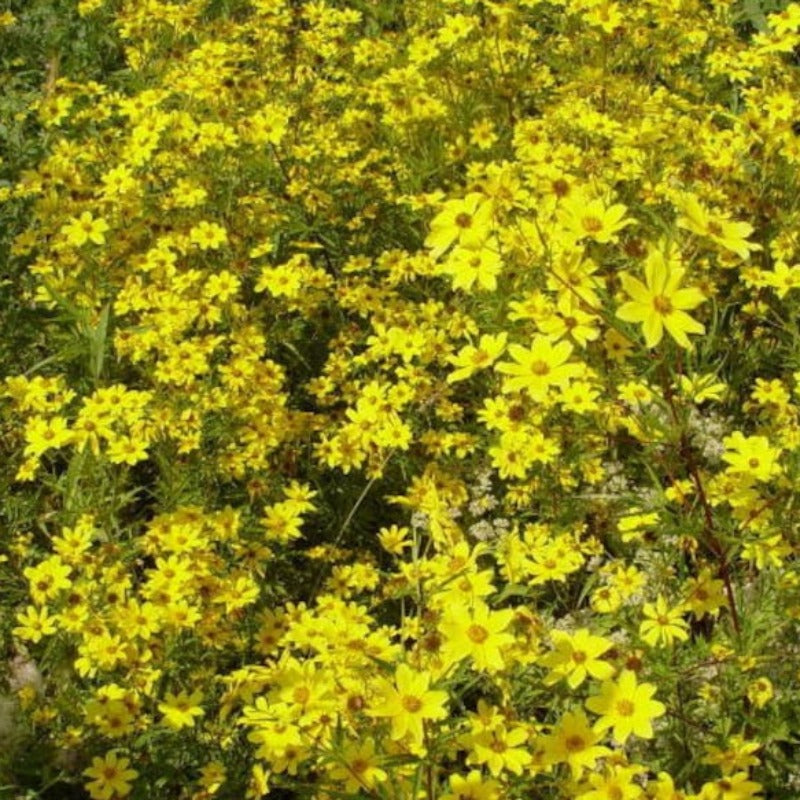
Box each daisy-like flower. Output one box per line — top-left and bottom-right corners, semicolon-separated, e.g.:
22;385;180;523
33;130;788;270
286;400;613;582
541;709;611;778
425;193;494;259
540;628;615;688
83;751;138;800
327;738;388;794
447;333;508;383
368;663;448;744
495;335;582;399
558;192;632;244
616;248;706;348
61;211;110;246
639;595;690;648
585;669;666;744
158;689;205;730
439;600;515;672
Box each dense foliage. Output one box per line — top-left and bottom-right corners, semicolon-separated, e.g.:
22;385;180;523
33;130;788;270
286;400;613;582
2;0;800;798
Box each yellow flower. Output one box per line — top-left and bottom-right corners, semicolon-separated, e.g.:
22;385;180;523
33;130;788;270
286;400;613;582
425;193;494;259
678;373;727;403
579;764;645;800
158;689;205;729
541;709;611;778
441;240;503;291
441;771;501;800
540;628;615;688
326;738;387;793
439;601;515;672
721;432;781;482
684;568;728;619
558;192;632;244
697;772;763;800
189;220;228;250
23;556;72;605
495;335;582;399
447;332;508;383
746;677;774;709
702;735;762;774
616;249;706;348
369;663;448;744
83;752;138;800
61;211;109;246
13;604;57;642
468;723;532;776
23;415;73;458
639;596;690;648
585;669;666;744
675;194;760;260
198;761;227;793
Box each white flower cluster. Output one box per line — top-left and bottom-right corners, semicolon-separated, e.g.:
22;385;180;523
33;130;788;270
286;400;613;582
599;461;629;496
687;407;730;463
465;468;509;541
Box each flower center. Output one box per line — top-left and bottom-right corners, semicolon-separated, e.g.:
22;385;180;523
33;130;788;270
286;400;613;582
467;624;489;644
571;650;587;664
653;295;673;314
402;695;423;713
565;734;586;752
530;360;550;376
582;216;603;233
293;686;310;705
616;699;635;717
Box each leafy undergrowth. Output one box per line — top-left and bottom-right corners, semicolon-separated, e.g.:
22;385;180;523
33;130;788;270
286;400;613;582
2;0;800;798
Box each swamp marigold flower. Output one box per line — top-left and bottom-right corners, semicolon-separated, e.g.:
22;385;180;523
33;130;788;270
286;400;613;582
541;709;611;778
13;604;57;642
540;628;615;688
83;752;138;800
448;333;508;383
61;211;109;246
439;601;515;672
675;194;760;260
721;432;782;482
585;669;666;744
558;192;632;244
158;689;205;730
425;193;494;259
368;663;448;744
441;771;501;800
698;772;763;800
616;248;706;348
495;335;582;399
639;596;690;648
326;738;387;793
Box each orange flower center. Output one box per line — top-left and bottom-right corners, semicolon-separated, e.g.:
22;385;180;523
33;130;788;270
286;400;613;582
351;758;368;774
616;699;635;717
530;360;550;376
565;734;586;752
571;650;587;664
467;624;489;644
653;295;673;314
582;216;603;233
402;695;423;713
293;686;310;705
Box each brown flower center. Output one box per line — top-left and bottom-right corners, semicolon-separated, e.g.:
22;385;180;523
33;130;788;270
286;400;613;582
653;295;673;314
402;695;423;713
467;624;489;644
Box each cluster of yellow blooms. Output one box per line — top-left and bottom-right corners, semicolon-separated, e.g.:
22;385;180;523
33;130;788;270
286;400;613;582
3;0;800;798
